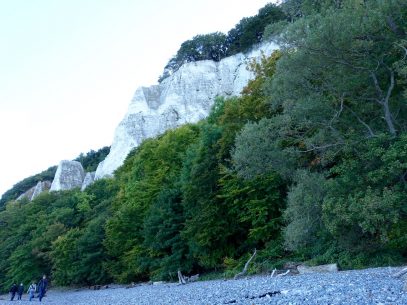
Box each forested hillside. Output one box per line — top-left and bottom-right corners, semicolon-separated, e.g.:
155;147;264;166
0;146;110;207
1;0;407;291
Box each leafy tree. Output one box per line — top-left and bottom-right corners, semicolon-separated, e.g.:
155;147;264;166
180;124;232;269
272;0;407;141
218;170;285;251
141;188;191;280
283;170;328;251
159;3;286;82
74;146;110;172
226;4;287;56
159;32;227;82
104;125;199;282
322;135;407;253
51;178;117;286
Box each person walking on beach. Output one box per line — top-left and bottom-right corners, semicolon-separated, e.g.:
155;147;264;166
9;283;17;301
27;282;36;301
17;283;24;300
37;275;48;302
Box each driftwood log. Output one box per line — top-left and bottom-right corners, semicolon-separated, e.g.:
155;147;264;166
393;267;407;279
276;270;290;277
234;249;257;280
393;266;407;292
178;270;200;285
270;268;277;278
178;270;186;284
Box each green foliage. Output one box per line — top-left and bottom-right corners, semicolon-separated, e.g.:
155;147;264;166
283;170;328;251
180;124;230;269
104;125;200;282
218;171;285;249
0;178;118;292
142;188;190;280
74;146;110;172
272;0;407;138
226;3;287;56
233;0;407;270
3;1;407;289
322;135;407;252
159;32;227;82
159;3;286;81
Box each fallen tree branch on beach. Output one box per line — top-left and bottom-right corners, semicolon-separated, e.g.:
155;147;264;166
393;267;407;279
276;270;290;277
178;270;200;285
270;268;277;278
178;270;186;285
392;266;407;292
234;249;257;280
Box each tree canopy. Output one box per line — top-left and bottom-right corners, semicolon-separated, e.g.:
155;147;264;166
1;0;407;291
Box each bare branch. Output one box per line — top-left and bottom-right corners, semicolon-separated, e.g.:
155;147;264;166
299;143;344;153
393;267;407;278
234;249;257;280
383;68;397;136
386;16;406;38
270;269;277;278
329;95;344;126
370;72;384;101
178;270;186;285
396;43;407;60
344;105;375;138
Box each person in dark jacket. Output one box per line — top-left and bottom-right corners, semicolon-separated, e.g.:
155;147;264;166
37;275;48;302
17;283;24;300
9;283;17;301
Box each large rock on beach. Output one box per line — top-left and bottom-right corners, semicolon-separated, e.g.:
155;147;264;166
297;263;339;274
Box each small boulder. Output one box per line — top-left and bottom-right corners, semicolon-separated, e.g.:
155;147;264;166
297;263;338;274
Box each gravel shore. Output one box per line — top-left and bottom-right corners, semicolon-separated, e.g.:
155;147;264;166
0;267;406;304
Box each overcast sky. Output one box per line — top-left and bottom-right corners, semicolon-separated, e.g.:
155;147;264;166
0;0;275;198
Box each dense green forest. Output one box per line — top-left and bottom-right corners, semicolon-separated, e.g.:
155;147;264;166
1;0;407;291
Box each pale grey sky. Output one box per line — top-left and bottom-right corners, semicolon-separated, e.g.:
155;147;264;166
0;0;274;197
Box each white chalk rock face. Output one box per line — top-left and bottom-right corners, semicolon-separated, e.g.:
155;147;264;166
17;180;52;201
31;181;51;200
50;160;85;191
81;172;95;191
95;42;280;179
17;186;36;201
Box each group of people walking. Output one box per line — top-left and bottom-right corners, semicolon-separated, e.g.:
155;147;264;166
9;275;48;302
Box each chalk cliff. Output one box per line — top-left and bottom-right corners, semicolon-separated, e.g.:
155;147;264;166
50;160;85;191
17;180;51;201
95;41;279;179
81;172;95;191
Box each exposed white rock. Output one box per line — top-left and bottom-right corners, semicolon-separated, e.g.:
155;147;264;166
81;172;95;191
31;181;51;200
95;41;280;179
17;180;52;201
17;186;36;201
50;160;85;191
297;263;339;274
